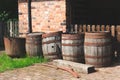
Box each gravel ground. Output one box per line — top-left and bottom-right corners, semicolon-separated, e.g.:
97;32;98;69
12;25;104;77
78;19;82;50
0;62;120;80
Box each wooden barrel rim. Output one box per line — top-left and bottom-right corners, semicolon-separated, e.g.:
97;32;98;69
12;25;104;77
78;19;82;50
85;31;110;36
85;35;111;39
42;31;62;38
26;35;42;38
62;34;83;40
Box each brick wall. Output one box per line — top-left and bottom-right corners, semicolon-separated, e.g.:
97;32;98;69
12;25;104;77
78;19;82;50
18;0;66;37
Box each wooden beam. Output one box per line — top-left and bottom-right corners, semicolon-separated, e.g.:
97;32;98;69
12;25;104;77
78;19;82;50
53;59;95;74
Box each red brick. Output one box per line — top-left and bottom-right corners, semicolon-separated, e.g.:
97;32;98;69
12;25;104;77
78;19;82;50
18;0;66;35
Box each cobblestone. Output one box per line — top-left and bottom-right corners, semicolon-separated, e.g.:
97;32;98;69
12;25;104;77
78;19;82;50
0;62;120;80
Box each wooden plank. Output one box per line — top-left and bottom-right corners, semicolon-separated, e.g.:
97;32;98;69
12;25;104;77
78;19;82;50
106;25;111;32
53;59;95;74
101;25;105;31
70;25;74;33
91;25;96;32
74;24;78;33
83;24;87;32
79;25;83;32
9;21;13;37
116;25;120;35
111;25;115;37
87;25;91;32
96;25;101;32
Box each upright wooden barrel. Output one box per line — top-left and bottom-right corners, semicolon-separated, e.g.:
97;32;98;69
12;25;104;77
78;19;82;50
26;33;43;57
42;31;62;60
4;37;26;58
116;26;120;58
62;33;84;63
84;32;112;67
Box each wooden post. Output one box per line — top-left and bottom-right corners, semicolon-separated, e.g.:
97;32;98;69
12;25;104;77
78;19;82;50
83;24;87;32
79;25;83;32
106;25;111;32
101;25;105;31
28;0;32;33
91;25;96;32
87;25;91;32
96;25;100;32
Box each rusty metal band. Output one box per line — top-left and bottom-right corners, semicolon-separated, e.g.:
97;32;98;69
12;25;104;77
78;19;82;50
42;31;62;38
85;32;110;36
26;35;42;38
62;38;84;40
85;35;111;39
85;61;111;66
85;54;112;59
42;40;61;44
62;34;84;40
43;52;58;56
84;42;111;46
62;43;82;46
63;54;84;57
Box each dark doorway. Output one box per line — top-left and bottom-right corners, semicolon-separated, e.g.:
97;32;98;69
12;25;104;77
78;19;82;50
66;0;120;25
0;0;18;50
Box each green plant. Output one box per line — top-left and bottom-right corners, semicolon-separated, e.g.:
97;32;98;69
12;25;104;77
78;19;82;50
0;53;48;72
0;11;9;21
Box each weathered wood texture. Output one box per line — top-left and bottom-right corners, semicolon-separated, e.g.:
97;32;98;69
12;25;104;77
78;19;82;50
69;24;115;37
116;25;120;57
26;33;43;57
53;59;95;74
4;37;26;58
62;33;84;63
5;20;19;37
42;31;62;60
84;32;112;67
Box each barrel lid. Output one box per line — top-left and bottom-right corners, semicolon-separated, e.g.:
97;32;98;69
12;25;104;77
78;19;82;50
27;32;45;36
42;31;62;38
62;33;84;40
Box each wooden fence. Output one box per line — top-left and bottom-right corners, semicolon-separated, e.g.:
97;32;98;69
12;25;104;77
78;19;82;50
68;24;120;37
5;20;19;37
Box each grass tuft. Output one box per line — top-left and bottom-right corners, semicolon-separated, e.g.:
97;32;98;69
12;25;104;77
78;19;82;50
0;53;48;72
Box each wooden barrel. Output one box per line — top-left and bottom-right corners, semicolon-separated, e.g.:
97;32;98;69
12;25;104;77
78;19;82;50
116;26;120;58
4;37;26;58
26;32;43;57
62;33;84;63
42;31;62;60
84;32;112;67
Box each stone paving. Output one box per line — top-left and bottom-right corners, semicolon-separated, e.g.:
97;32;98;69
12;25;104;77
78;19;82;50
0;62;120;80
